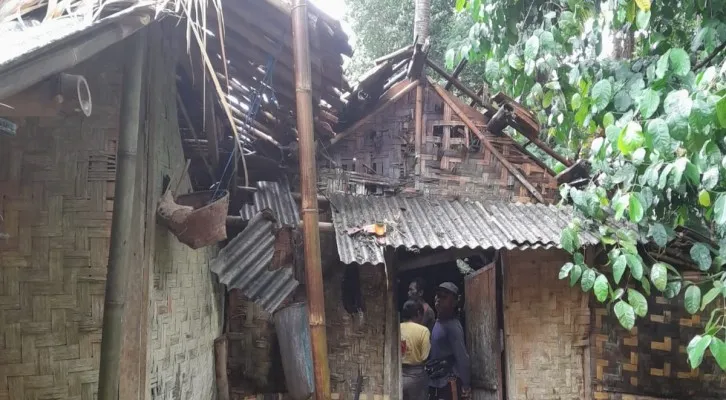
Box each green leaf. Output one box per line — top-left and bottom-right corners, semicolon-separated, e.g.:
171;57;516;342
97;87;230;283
646;118;670;153
664;280;682;299
639;88;660;119
581;268;596;292
614;301;636;330
508;54;523;70
559;262;573;279
625;253;644;280
636;10;650;30
613;255;627;284
614;193;630;220
702;167;719;190
648;223;668;247
656;51;670;78
641;277;651;296
524;36;540;61
594;274;609;303
701;287;721;311
635;0;651;11
455;0;466;11
709;337;726;371
560;227;579;253
650;263;668;291
684;285;702;314
629;194;644;223
699;190;711;207
445;49;456;70
618;122;644;155
715;194;726;226
628;289;648;317
690;243;712;271
717;96;726;128
540;31;555;50
603;112;615;128
570;264;582;287
664;90;692;119
668;48;691;77
687;335;712;369
658;164;674;190
571;93;582;111
592;80;613;111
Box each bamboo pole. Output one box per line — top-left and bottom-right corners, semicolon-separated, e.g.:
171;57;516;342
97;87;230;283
291;1;331;399
98;29;146;400
414;81;424;177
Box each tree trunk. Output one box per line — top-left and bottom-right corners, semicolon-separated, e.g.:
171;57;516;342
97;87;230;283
413;0;431;44
613;29;635;60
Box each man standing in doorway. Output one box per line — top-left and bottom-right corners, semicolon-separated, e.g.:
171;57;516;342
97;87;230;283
408;278;436;331
427;282;470;400
401;300;431;400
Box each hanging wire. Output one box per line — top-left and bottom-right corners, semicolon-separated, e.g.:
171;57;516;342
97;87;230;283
212;37;284;200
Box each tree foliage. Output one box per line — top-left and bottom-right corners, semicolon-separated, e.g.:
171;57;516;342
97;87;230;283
450;0;726;370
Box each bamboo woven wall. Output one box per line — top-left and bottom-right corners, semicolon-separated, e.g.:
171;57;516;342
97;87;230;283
146;23;223;400
325;263;387;396
321;82;558;202
0;44;123;400
503;249;590;400
592;295;726;399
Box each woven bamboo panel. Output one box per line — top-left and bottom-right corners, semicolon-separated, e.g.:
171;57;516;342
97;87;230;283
0;46;123;399
503;249;590;400
325;264;386;396
230;392;390;400
592;294;726;399
321;82;558;203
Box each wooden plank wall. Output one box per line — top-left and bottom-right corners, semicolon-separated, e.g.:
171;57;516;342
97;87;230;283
592;296;726;399
321;81;558;202
502;249;591;399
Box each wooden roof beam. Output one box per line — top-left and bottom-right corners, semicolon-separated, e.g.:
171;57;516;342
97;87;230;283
444;58;468;91
426;58;495;114
329;79;419;147
374;44;414;65
427;77;546;203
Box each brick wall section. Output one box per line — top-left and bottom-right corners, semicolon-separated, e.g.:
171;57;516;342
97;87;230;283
503;249;590;400
145;23;222;400
0;44;122;400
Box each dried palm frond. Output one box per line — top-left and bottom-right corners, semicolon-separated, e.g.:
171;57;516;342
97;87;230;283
1;0;247;184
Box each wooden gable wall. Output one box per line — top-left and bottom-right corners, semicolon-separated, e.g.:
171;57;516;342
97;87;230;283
320;80;558;202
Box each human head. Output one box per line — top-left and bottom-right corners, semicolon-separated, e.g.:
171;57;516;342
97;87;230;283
401;300;424;324
408;277;426;300
435;282;459;318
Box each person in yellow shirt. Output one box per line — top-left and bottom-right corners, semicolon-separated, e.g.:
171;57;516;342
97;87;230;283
401;300;431;400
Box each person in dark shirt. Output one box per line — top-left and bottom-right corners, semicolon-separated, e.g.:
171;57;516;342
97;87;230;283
408;277;436;331
428;282;470;400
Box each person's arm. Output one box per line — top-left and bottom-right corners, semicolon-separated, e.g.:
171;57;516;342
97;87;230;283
446;321;471;389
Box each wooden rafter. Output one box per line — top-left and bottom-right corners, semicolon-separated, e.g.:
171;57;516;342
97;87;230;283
374;44;414;65
444;58;468;91
427;77;546;203
426;58;494;114
329;79;419;147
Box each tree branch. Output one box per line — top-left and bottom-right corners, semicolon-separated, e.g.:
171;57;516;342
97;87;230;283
694;41;726;70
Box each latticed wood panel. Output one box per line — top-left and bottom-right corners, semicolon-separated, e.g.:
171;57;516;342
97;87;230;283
0;56;122;399
503;249;590;400
321;81;558;203
592;294;726;399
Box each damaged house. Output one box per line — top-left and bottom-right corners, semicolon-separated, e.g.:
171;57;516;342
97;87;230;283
1;1;725;400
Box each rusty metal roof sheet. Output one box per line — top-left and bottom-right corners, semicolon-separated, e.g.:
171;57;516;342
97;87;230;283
210;211;298;313
239;180;300;228
329;194;599;265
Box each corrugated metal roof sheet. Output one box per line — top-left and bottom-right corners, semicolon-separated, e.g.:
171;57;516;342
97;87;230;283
210;211;298;313
329;194;599;265
239;180;300;228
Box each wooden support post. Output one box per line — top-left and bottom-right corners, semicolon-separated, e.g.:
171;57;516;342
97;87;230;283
205;85;221;166
330;80;419;147
292;1;331;399
427;77;546;203
383;249;400;400
414;80;424;178
98;30;145;400
215;336;231;400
